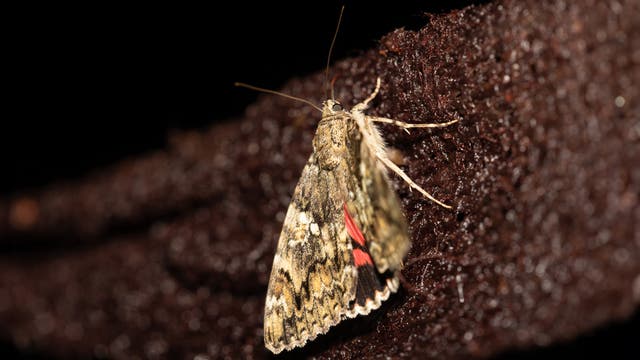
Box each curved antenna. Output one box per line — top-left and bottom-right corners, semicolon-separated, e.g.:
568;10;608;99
235;82;322;112
325;6;345;100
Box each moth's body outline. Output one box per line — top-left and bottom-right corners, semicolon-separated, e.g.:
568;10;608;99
263;78;457;354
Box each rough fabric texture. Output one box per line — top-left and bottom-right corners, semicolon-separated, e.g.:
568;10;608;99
1;0;639;359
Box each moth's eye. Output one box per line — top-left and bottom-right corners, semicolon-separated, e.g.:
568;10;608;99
332;103;343;111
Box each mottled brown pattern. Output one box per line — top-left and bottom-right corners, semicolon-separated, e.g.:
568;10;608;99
350;120;411;275
264;98;415;353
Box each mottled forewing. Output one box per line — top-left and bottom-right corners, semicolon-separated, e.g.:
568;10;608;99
350;138;410;274
263;152;356;354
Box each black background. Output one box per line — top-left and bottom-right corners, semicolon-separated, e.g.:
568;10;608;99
1;1;637;359
2;2;472;194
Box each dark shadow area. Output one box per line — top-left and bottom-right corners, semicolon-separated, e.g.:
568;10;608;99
2;1;489;194
495;311;640;360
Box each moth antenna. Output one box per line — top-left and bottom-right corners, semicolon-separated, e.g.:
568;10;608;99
235;82;322;112
329;75;339;100
325;5;345;100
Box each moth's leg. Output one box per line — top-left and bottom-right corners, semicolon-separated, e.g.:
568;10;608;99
399;254;442;298
369;117;458;130
397;271;423;297
376;154;452;209
366;114;458;135
352;77;382;112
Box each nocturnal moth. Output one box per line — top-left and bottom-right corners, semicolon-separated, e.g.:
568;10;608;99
236;8;457;354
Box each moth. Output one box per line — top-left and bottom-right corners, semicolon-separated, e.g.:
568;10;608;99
236;9;458;354
260;78;457;354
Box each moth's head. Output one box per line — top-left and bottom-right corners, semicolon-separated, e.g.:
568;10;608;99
322;99;346;117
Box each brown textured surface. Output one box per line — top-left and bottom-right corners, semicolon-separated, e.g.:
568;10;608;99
1;0;639;359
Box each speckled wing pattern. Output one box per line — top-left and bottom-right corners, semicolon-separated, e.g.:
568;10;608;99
263;100;410;354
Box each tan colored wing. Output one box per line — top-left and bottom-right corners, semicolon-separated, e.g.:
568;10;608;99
264;109;410;353
263;151;357;354
346;127;411;275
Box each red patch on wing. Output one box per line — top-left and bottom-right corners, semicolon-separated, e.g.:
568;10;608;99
353;248;374;266
344;203;374;267
343;203;366;246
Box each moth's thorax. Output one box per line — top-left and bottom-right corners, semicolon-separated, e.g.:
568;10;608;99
313;99;360;171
